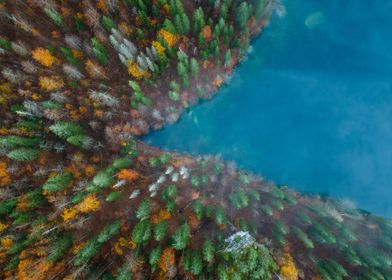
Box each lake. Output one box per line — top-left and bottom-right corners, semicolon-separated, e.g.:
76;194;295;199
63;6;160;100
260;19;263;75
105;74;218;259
144;0;392;217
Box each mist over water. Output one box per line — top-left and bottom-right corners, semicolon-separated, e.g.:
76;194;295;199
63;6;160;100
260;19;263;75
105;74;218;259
144;0;392;217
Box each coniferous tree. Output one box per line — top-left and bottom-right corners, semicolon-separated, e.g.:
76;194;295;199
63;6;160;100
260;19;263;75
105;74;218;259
190;249;203;275
49;121;85;139
235;2;250;30
47;235;73;262
154;220;168;241
202;239;215;263
193;199;203;220
172;223;190;250
193;7;205;33
74;236;102;266
293;226;314;249
43;172;74;193
132;220;151;244
136;198;151;220
97;220;121;243
44;6;63;27
7;148;40;161
190;58;200;76
91;37;109;65
106;191;123;202
224;49;232;67
149;245;162;271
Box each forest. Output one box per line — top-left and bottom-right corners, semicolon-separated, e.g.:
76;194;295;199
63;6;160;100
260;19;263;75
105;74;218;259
0;0;392;279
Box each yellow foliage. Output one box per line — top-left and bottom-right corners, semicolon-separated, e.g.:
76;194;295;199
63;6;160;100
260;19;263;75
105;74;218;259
127;60;150;79
0;223;8;233
72;49;83;59
0;161;11;187
158;247;175;273
17;195;29;211
159;29;177;47
32;48;57;67
0;82;12;95
279;253;298;280
1;237;13;250
85;59;105;78
85;165;95;177
0;128;9;135
39;76;65;91
152;41;165;56
17;249;65;280
213;76;223;88
62;207;78;221
151;209;172;224
119;22;133;36
77;194;100;213
114;237;136;255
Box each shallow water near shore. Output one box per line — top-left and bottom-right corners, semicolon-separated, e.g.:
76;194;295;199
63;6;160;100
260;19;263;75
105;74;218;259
145;0;392;217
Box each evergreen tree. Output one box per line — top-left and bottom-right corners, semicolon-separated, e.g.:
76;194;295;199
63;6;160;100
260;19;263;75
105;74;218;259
44;6;63;27
293;226;314;249
74;236;103;266
202;239;215;263
132;220;151;244
116;264;132;280
26;189;47;208
154;220;168;241
254;0;266;20
192;199;203;220
172;223;190;250
106;191;123;202
161;184;177;201
149;245;162;272
97;220;121;243
193;7;205;33
214;206;227;226
43;172;74;193
49;121;85;139
47;235;73;262
235;2;250;30
224;49;232;67
190;58;199;76
136;198;151;220
92;171;115;189
0;135;41;149
7;148;39;161
163;19;177;33
91;37;109;65
102;15;116;31
190;249;203;275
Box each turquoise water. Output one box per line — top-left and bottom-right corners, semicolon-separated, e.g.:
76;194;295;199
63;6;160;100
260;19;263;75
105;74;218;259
145;0;392;217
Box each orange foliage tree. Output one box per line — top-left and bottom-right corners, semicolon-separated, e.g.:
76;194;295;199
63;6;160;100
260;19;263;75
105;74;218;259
117;169;140;182
0;161;11;187
39;76;65;91
279;253;298;280
158;247;175;273
32;48;57;67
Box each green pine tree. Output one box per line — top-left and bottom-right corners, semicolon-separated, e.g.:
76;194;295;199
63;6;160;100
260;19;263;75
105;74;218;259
97;220;121;243
149;245;162;272
172;223;190;250
47;235;73;262
49;121;85;139
190;58;199;76
202;239;215;263
136;198;151;220
235;2;250;30
44;6;63;27
42;172;74;193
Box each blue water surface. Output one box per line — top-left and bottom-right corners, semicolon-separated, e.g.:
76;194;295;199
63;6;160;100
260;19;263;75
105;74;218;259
145;0;392;217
